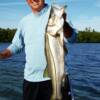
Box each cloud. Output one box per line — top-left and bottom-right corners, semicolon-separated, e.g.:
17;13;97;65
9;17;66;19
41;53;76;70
0;2;26;6
73;16;100;32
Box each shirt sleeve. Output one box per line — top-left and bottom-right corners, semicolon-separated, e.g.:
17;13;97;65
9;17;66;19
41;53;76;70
7;22;24;54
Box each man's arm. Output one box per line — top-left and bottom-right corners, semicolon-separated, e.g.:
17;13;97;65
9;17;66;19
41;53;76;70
0;21;24;59
0;49;12;59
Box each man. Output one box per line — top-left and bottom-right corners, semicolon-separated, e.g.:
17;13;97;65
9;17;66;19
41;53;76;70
0;0;76;100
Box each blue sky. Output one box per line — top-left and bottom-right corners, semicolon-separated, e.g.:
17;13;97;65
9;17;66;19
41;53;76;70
0;0;100;31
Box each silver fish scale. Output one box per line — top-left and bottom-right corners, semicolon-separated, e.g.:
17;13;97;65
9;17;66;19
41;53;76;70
45;4;66;100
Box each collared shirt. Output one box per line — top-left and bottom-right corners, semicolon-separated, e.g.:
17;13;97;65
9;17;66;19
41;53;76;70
8;4;76;82
8;4;51;82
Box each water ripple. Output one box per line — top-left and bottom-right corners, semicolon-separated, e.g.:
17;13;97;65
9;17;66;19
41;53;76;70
0;43;100;100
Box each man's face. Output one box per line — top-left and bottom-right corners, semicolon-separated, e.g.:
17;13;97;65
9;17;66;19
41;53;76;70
27;0;45;13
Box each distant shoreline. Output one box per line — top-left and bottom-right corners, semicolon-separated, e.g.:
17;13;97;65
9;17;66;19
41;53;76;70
0;28;100;43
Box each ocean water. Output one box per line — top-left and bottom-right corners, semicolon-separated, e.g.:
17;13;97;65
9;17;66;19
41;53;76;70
0;43;100;100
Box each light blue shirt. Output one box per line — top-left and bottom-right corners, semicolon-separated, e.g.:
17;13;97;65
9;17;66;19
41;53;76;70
8;4;76;82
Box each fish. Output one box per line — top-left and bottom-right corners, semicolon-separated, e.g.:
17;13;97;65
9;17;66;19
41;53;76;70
44;5;66;100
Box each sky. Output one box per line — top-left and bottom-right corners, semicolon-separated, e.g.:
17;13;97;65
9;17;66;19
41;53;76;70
0;0;100;32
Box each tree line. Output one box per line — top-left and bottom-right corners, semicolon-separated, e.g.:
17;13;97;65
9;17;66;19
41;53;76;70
0;27;100;43
77;31;100;43
0;28;16;42
77;27;100;43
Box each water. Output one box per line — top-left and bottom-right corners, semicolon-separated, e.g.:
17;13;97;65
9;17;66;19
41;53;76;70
0;43;100;100
0;43;25;100
66;43;100;100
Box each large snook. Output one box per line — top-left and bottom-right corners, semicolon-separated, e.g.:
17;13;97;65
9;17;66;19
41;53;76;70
44;5;66;100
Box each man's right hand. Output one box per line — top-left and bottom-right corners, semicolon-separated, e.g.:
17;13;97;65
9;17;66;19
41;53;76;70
0;49;12;59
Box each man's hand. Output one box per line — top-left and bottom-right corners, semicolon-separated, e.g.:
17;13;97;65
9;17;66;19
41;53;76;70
62;13;73;38
0;49;12;59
